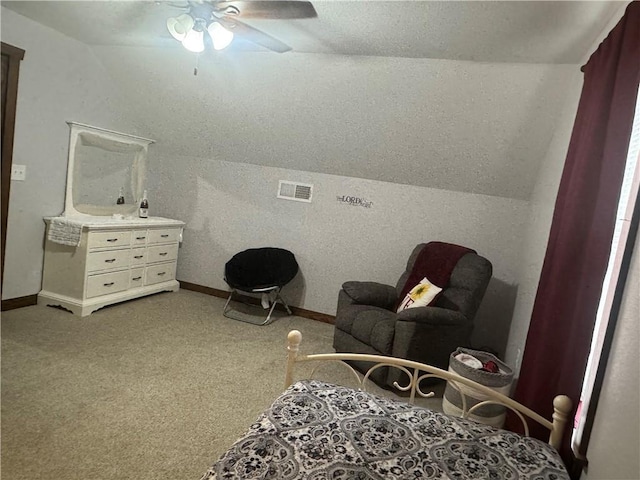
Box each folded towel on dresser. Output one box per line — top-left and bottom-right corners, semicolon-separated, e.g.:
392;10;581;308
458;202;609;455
47;217;84;247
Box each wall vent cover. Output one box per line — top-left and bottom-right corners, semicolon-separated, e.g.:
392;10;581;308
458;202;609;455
277;180;313;203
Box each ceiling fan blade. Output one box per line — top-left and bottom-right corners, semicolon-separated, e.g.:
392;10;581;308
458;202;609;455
218;17;292;53
215;1;317;19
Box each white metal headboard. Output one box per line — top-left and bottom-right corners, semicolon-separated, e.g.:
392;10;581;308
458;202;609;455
284;329;572;450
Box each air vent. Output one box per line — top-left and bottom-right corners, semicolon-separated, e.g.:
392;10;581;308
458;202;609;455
277;180;313;203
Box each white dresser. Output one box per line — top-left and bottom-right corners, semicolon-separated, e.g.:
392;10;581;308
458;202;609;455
38;216;185;316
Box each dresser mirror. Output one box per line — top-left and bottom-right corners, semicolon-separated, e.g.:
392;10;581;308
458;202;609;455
63;122;154;217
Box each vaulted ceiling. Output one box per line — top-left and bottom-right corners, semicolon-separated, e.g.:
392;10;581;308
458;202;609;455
1;1;627;199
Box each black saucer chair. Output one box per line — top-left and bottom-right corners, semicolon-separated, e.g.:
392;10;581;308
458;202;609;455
223;247;299;325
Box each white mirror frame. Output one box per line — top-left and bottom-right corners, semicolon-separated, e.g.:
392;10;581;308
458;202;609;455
63;122;155;217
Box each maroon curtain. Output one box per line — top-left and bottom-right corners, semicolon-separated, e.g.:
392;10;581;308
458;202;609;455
508;1;640;473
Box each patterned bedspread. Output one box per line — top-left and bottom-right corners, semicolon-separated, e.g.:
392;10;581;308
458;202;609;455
200;380;569;480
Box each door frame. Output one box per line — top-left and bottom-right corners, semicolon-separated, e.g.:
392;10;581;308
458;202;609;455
1;42;25;294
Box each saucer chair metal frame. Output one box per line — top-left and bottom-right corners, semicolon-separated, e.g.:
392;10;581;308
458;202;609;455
223;248;298;326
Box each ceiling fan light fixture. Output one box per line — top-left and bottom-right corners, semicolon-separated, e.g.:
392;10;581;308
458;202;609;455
207;22;234;50
167;13;195;41
182;27;205;53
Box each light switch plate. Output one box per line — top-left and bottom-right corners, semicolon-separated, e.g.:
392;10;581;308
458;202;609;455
11;164;26;181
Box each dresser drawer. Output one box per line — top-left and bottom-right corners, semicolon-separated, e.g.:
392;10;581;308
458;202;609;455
130;268;144;288
145;262;176;286
131;247;147;266
147;228;180;244
132;230;148;245
87;249;130;273
40;217;184;317
88;231;131;249
86;270;130;298
147;244;178;264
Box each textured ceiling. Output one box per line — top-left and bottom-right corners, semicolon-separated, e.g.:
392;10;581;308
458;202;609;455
2;1;623;62
1;1;627;200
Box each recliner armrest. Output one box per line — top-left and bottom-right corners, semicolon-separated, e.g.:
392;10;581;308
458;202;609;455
339;281;397;310
396;306;468;325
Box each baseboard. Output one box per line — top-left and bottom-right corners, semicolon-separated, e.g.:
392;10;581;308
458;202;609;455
1;294;38;311
179;280;335;325
0;286;337;325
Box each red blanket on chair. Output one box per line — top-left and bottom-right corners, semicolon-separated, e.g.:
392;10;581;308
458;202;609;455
397;242;476;305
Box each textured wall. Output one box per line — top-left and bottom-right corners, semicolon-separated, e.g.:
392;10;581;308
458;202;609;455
503;69;584;370
93;46;576;201
148;154;528;356
0;7;147;299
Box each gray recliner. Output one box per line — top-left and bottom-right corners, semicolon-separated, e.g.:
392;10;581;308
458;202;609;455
333;242;492;388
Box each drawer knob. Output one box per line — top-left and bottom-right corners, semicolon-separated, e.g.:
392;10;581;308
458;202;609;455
136;236;146;240
134;255;144;259
103;282;115;287
132;276;142;281
157;272;166;276
105;259;116;263
160;234;169;238
159;252;168;256
106;238;118;243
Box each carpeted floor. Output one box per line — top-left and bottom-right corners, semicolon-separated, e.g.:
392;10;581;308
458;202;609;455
1;290;443;479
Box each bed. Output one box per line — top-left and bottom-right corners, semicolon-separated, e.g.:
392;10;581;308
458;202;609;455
200;330;572;479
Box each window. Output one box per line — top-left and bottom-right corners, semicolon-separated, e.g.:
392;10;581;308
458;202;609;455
572;82;640;459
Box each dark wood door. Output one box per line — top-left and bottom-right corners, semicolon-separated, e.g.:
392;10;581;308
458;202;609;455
1;42;25;294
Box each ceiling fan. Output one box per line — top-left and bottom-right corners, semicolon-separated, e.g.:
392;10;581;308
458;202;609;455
166;0;317;54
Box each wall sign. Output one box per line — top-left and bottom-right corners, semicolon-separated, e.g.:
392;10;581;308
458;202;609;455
336;195;373;208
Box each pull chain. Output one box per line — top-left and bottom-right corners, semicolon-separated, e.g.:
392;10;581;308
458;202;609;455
194;53;200;76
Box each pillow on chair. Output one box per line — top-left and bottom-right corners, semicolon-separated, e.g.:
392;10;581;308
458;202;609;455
396;277;442;312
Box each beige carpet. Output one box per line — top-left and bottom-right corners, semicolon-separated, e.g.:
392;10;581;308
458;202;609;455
1;290;443;479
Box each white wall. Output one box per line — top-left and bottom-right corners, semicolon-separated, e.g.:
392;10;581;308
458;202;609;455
582;231;639;480
0;7;147;299
503;69;584;369
93;45;575;201
148;154;527;355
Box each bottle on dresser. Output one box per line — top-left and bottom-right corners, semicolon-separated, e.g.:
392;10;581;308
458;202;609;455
139;190;149;218
116;187;125;205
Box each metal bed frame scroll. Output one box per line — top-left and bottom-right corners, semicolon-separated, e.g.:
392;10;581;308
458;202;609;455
284;329;573;450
